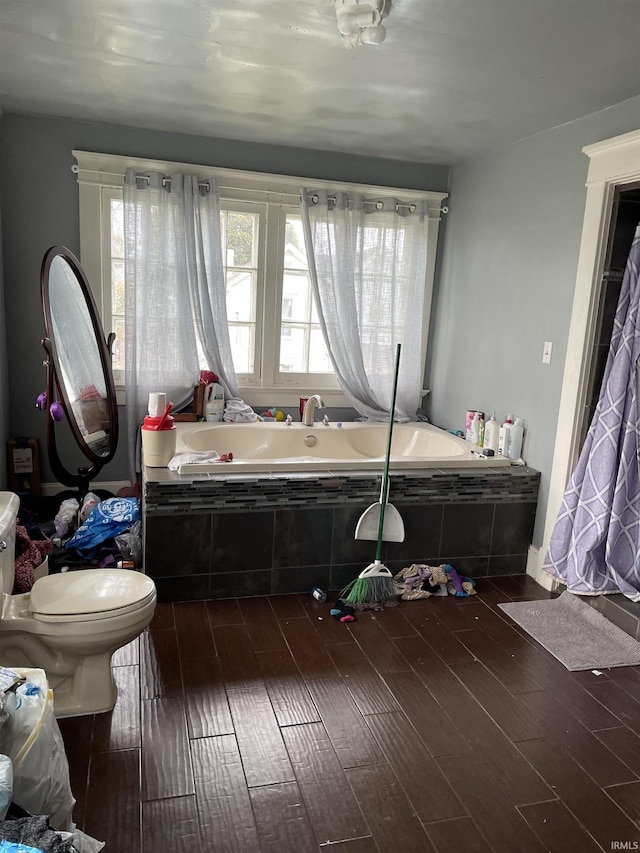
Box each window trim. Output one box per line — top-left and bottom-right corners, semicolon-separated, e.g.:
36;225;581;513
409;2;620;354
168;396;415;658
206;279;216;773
74;150;448;408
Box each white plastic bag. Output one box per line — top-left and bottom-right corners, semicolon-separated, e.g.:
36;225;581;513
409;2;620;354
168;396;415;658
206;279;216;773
0;669;74;829
11;687;75;829
0;754;12;820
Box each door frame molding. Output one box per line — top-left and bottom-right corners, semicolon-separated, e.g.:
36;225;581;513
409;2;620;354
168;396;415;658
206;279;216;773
529;129;640;588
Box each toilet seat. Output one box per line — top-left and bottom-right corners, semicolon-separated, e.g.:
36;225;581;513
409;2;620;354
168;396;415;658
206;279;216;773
29;568;156;623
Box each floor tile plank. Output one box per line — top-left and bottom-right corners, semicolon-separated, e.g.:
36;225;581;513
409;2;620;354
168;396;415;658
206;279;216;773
435;752;546;852
280;616;341;678
238;595;288;652
393;634;472;707
213;623;263;686
206;596;244;626
517;735;640;849
443;699;553;805
383;670;468;758
140;627;183;699
364;711;467;823
524;689;637;787
249;781;318;852
424;817;493;853
181;655;234;739
585;680;640;736
256;648;321;726
281;722;369;844
84;748;141;852
141;697;194;800
226;685;295;786
173;601;216;659
517;800;602;853
268;593;308;619
345;763;436;852
603;780;640;827
349;613;413;673
191;735;260;851
142;795;201;853
401;604;477;665
454;627;545;694
327;641;402;715
305;677;386;768
593;725;640;776
92;664;141;752
449;660;545;742
58;714;93;827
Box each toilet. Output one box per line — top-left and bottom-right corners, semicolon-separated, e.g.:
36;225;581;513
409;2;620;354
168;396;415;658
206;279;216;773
0;491;156;718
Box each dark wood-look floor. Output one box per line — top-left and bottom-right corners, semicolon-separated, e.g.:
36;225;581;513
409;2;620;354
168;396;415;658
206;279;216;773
57;575;640;852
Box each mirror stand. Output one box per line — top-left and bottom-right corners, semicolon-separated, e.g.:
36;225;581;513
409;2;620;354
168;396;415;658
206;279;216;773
39;246;120;502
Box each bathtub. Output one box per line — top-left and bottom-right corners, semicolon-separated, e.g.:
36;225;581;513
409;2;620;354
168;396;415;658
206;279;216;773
171;420;510;474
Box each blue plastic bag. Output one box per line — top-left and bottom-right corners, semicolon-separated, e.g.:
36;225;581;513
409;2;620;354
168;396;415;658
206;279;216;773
0;842;44;853
66;498;140;557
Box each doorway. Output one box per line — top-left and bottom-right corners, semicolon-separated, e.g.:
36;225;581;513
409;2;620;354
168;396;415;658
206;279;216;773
577;183;640;451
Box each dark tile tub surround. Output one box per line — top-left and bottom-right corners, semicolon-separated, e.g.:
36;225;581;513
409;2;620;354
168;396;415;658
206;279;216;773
143;465;540;601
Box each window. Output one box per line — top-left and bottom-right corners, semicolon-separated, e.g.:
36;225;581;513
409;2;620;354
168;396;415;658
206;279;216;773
75;151;446;407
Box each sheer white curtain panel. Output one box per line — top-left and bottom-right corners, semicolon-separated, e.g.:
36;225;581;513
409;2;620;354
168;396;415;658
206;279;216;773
123;169;243;477
300;189;429;421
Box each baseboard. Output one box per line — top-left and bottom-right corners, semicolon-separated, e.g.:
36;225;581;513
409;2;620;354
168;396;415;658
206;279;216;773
41;480;130;497
526;545;559;591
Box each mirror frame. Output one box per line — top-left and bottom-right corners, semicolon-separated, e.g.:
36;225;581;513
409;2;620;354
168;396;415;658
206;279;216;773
40;246;119;491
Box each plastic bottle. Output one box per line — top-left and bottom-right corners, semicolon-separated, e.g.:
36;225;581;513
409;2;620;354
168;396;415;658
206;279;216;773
204;382;225;422
469;412;482;445
311;587;327;602
508;417;525;460
498;414;513;457
483;411;500;454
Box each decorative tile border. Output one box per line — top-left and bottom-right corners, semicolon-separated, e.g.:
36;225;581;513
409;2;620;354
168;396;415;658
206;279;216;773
144;465;541;515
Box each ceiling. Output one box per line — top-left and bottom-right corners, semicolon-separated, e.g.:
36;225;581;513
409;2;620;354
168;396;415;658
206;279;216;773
0;0;639;165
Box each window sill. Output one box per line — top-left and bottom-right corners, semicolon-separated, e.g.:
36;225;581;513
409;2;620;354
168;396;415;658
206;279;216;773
115;386;352;410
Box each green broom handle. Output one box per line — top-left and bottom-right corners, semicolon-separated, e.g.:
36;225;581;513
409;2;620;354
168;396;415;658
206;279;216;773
375;343;402;562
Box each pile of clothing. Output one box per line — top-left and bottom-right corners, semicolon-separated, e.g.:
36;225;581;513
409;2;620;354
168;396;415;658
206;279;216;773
393;563;477;601
14;495;142;593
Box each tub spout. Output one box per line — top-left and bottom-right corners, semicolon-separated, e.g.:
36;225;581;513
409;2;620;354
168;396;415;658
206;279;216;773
302;395;325;426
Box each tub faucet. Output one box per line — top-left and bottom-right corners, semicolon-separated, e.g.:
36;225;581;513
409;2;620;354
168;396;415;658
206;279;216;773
302;394;325;426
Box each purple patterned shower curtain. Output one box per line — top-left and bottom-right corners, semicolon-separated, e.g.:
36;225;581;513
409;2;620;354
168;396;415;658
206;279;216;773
543;225;640;602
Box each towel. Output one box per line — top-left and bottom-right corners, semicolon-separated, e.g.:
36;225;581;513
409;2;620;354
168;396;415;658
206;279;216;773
168;451;221;470
223;397;259;423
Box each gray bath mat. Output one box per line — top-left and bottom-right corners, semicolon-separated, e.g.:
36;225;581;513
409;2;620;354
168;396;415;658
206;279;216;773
498;590;640;671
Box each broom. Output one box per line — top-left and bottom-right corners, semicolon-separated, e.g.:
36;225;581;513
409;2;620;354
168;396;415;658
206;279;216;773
340;343;402;609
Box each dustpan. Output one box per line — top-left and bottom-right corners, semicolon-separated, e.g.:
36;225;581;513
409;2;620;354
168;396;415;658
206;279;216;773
354;344;405;543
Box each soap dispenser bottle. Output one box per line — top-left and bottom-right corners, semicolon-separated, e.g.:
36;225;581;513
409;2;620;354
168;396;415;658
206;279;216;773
483;411;500;454
498;414;513;457
508;417;525;460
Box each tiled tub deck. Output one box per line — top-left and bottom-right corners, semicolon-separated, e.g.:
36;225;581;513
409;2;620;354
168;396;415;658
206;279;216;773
142;465;540;601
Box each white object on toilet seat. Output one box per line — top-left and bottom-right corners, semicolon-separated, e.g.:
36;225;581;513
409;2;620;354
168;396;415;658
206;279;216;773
29;568;156;623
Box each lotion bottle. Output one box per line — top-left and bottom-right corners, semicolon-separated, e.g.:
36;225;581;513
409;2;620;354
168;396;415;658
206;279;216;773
498;414;513;457
508;417;524;460
483;411;500;454
469;411;482;445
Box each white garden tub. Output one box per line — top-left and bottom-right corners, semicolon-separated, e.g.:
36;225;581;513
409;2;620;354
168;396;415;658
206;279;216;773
172;420;509;474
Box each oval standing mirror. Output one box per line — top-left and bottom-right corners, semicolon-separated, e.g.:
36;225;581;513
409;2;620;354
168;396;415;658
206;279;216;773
40;246;119;495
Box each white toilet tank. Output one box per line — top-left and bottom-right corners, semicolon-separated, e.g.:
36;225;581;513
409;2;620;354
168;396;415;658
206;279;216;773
0;492;20;596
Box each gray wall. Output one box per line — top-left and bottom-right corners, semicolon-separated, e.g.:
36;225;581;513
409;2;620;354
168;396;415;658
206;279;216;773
0;113;449;488
427;96;640;546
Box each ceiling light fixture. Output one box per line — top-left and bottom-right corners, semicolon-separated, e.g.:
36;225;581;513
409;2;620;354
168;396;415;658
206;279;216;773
334;0;390;48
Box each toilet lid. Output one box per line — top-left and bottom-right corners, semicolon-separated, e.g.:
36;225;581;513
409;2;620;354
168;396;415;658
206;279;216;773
30;569;156;622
